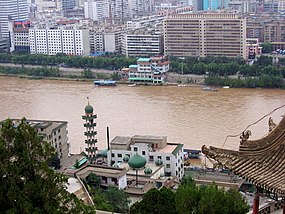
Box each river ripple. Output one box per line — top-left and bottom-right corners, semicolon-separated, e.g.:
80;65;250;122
0;76;284;154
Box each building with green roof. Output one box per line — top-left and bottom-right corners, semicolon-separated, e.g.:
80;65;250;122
108;135;184;180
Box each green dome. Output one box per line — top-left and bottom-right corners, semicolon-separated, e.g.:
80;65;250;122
144;168;152;175
128;154;146;169
112;163;120;168
85;104;94;114
155;159;163;166
123;155;130;162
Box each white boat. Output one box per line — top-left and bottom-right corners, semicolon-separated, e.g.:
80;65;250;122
202;86;218;92
223;86;230;89
128;83;137;87
178;84;187;87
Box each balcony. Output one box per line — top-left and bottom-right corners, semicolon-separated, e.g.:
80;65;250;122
84;131;97;137
85;139;98;144
84;123;97;128
82;115;97;120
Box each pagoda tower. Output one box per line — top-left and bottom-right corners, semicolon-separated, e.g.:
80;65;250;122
82;98;97;161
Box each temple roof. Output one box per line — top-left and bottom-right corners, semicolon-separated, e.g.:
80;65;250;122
202;115;285;195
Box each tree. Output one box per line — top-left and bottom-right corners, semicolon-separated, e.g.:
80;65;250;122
93;186;130;213
0;119;95;213
130;187;176;214
47;154;61;170
260;42;273;53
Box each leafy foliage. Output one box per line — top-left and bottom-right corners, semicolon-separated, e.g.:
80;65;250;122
130;176;249;214
0;119;95;213
92;187;130;213
130;187;176;214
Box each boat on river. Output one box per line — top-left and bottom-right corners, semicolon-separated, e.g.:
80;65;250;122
94;80;117;86
202;86;218;91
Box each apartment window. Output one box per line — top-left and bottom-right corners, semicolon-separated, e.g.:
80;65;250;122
166;156;170;161
158;156;162;159
118;154;122;158
111;153;115;157
142;151;145;155
149;155;154;161
166;164;170;168
134;147;138;152
40;128;44;131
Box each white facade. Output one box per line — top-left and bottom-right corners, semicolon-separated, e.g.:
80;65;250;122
84;0;109;22
104;32;121;52
29;28;90;55
128;0;155;18
122;32;163;57
0;0;29;38
90;31;104;53
108;135;184;180
34;0;62;12
0;119;70;160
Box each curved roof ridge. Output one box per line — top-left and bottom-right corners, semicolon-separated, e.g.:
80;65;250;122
239;116;285;153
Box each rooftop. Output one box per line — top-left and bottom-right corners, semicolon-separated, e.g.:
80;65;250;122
110;136;132;145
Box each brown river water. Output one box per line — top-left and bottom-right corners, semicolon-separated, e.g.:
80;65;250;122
0;76;284;154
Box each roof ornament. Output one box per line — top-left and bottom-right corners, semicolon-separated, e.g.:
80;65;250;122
268;117;276;132
240;130;252;145
87;96;90;105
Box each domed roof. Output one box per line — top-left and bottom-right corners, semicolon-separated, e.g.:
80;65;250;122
112;163;120;168
144;168;152;175
123;155;130;162
155;159;163;166
85;104;94;114
128;154;146;169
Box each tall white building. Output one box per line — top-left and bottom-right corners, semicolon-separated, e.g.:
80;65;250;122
84;0;128;23
0;0;29;38
29;28;90;55
128;0;154;18
122;30;163;57
84;0;109;22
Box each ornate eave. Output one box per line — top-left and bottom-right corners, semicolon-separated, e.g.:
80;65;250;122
202;115;285;195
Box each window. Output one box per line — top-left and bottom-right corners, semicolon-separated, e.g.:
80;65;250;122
158;156;162;159
142;151;145;155
134;147;138;152
149;155;154;161
166;156;170;161
40;128;44;131
118;154;122;158
111;153;114;157
166;164;170;168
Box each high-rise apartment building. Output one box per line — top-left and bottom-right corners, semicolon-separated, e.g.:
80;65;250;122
0;0;29;38
128;0;154;18
164;13;247;59
29;28;90;55
122;29;163;57
9;20;31;53
62;0;76;13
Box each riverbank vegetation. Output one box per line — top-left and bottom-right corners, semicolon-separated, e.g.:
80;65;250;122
0;53;284;88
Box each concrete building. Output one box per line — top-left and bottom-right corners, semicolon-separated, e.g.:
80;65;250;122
75;165;128;189
246;38;262;59
29;28;90;55
128;57;170;83
121;28;163;57
89;30;104;53
107;135;184;180
62;0;76;14
128;0;155;18
104;32;121;53
164;13;247;59
0;119;70;160
9;20;31;53
84;0;129;24
34;0;62;13
0;0;29;39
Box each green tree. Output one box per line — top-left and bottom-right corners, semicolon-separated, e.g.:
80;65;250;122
0;119;95;213
260;42;273;53
93;187;130;213
130;187;176;214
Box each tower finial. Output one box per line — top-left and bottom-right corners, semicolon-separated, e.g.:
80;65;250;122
87;96;89;105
